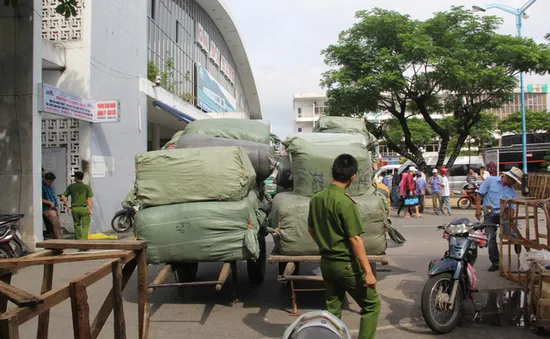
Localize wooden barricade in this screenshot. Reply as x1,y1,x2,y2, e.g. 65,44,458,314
528,173,550,200
525,262,550,328
0,240,149,339
499,198,550,285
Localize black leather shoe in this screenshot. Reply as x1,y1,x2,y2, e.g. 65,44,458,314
488,264,499,272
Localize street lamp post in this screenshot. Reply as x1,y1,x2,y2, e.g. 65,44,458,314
472,0,537,195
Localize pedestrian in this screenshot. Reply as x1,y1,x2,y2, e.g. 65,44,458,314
61,171,94,240
475,166,522,272
390,168,400,207
381,173,390,189
308,154,380,339
429,169,442,215
397,167,416,218
415,172,427,214
480,166,490,181
42,172,63,239
466,167,478,189
439,168,452,216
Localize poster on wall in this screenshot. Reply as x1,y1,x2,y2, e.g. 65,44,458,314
197,65,237,113
42,83,96,122
95,100,120,122
41,84,120,123
483,149,499,175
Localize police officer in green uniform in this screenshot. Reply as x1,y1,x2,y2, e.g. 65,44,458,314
308,154,381,339
61,171,94,240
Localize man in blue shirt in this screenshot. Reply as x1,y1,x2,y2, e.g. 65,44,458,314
415,172,427,214
476,167,522,272
42,172,62,239
429,169,442,215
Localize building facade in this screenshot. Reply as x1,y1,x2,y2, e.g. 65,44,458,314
293,93,328,133
0,0,261,248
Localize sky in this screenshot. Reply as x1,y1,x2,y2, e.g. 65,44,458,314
226,0,550,139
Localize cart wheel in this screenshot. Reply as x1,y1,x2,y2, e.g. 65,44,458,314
247,236,266,284
172,263,199,283
278,262,301,276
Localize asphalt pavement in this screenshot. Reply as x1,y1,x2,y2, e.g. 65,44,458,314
10,207,545,339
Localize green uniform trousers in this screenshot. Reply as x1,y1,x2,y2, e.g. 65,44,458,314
71,206,90,240
320,258,381,339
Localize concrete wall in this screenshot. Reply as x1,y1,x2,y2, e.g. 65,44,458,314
88,0,148,232
0,0,44,249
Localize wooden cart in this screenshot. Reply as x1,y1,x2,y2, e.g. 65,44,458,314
268,251,388,315
0,240,149,339
147,235,267,302
525,262,550,329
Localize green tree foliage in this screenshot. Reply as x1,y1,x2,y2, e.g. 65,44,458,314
384,117,438,146
5,0,78,18
440,112,499,154
147,61,159,82
321,7,550,170
499,111,550,134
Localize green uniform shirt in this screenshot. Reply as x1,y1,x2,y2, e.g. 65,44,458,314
308,183,364,261
63,182,94,207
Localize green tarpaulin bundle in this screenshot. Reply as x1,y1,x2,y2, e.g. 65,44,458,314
183,118,271,145
135,146,256,207
314,116,377,146
176,134,276,183
269,192,388,256
284,137,375,197
135,191,264,264
285,132,375,149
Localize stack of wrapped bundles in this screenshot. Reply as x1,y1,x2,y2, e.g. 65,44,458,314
163,119,276,184
133,146,268,264
269,116,389,256
133,118,277,265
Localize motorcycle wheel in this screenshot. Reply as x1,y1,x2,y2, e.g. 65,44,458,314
0,245,13,259
421,272,464,334
111,214,133,233
457,197,472,210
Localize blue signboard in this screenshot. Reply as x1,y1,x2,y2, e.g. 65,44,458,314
197,65,237,113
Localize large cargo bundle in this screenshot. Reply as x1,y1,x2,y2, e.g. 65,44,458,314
269,192,387,256
136,191,263,264
183,118,271,145
135,147,256,207
314,117,377,146
285,132,374,148
285,138,375,197
176,134,276,183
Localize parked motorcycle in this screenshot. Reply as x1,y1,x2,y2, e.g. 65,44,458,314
111,204,137,233
282,310,351,339
457,183,478,210
0,214,28,259
421,206,494,334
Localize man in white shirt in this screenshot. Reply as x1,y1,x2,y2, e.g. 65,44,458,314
438,168,452,216
480,166,490,181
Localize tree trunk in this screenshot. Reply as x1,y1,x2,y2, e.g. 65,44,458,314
436,136,449,168
365,120,427,169
445,132,468,169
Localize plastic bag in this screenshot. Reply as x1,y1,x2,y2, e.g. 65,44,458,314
526,249,550,266
519,252,531,272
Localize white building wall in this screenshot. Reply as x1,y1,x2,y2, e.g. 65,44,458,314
87,0,148,233
293,93,327,133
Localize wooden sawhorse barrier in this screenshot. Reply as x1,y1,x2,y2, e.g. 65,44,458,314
0,240,149,339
